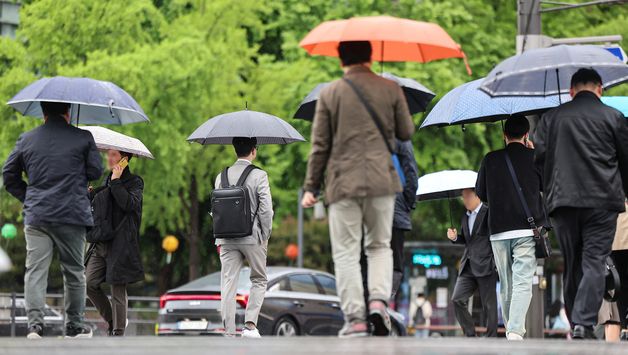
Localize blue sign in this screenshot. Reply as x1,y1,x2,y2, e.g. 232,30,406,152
604,45,627,63
412,253,442,268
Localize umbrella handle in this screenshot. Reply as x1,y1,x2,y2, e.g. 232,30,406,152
448,197,454,229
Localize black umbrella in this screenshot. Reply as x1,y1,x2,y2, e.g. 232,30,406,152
480,45,628,99
187,109,306,145
293,72,435,120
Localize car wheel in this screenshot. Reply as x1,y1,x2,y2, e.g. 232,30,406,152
274,317,299,337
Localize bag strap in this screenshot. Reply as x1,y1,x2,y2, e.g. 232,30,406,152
343,78,394,154
220,168,230,188
503,152,538,230
236,164,258,187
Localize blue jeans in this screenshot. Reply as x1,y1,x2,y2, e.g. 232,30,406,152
491,237,536,337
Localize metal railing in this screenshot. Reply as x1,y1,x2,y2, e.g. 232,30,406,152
0,292,160,337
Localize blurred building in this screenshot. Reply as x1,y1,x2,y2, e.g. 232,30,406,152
0,1,19,38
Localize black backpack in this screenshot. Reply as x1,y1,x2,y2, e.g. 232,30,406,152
86,187,118,243
211,165,259,239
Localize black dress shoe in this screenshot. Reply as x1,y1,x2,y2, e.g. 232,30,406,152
572,325,596,340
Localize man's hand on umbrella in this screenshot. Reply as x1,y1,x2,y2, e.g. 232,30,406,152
447,228,458,241
111,165,123,180
301,191,318,208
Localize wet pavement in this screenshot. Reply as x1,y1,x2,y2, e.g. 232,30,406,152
0,336,626,355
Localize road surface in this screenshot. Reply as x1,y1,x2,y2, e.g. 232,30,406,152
0,337,626,355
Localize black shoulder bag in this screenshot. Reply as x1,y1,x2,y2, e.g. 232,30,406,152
342,78,407,186
504,152,552,258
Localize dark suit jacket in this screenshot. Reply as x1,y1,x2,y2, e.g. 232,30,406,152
2,115,103,226
452,204,495,277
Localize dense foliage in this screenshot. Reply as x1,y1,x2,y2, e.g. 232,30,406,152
1,0,626,294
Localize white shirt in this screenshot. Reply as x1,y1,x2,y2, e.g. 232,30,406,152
466,203,483,235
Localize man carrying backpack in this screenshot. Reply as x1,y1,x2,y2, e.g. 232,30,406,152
213,137,273,338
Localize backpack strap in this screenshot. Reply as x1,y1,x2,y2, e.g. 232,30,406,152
236,164,259,186
220,168,230,188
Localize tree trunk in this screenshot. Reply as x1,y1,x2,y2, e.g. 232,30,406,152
188,175,200,281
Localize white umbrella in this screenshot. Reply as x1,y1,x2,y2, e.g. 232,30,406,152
81,126,154,159
416,170,478,226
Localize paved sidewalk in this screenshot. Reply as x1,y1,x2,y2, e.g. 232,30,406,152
1,337,626,355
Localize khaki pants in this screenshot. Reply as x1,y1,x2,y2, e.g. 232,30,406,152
219,241,268,335
328,195,395,323
86,242,128,333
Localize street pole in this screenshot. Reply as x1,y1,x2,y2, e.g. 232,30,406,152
518,0,545,339
297,188,304,268
516,0,542,54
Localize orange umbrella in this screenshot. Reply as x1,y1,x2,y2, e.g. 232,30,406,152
300,15,471,74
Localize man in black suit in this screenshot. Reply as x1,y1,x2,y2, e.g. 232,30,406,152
535,68,628,339
448,188,497,337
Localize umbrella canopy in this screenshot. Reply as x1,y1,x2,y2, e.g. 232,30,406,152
80,126,154,159
420,78,570,128
480,45,628,97
300,16,470,74
416,170,478,201
294,72,436,120
601,96,628,117
187,110,306,145
8,76,149,125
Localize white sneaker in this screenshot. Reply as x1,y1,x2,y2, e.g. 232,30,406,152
506,332,523,341
242,327,261,338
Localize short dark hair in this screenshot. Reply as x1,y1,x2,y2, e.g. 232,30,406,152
338,41,372,66
120,151,133,162
40,101,71,117
504,115,529,139
232,137,257,158
570,68,602,88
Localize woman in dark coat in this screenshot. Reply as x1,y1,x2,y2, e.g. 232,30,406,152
85,149,144,336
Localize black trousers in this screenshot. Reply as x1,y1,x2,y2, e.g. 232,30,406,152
551,207,618,327
611,250,628,328
85,243,128,333
451,267,498,337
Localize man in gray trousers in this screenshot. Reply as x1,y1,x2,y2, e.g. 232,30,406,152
2,102,103,339
215,137,273,338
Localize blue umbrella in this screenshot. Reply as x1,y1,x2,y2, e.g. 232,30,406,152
601,96,628,117
8,76,149,125
420,78,569,128
480,45,628,97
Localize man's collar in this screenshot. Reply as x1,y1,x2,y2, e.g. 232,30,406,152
45,115,69,125
467,202,483,216
573,90,600,101
235,158,252,165
343,65,373,76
